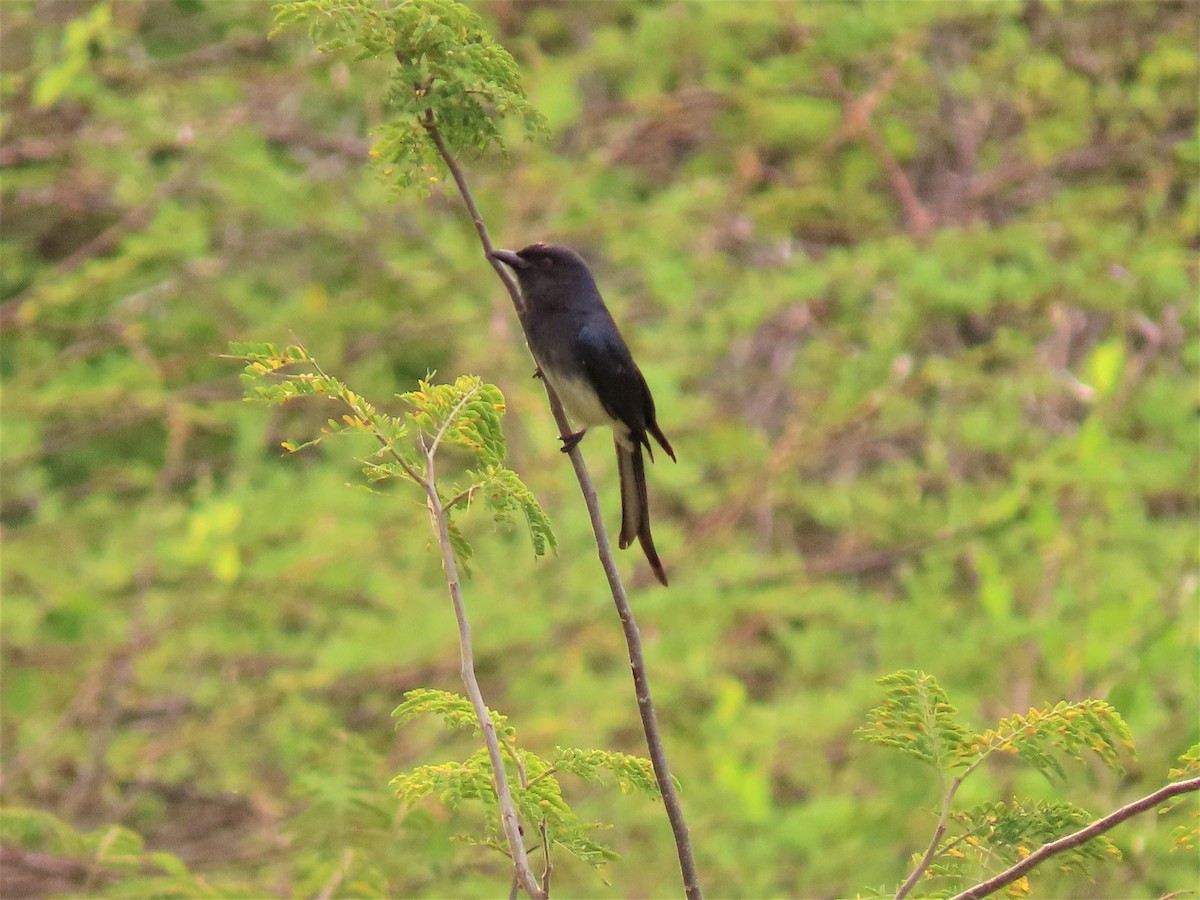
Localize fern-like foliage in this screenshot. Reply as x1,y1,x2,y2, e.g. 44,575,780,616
229,341,556,563
400,377,507,463
957,699,1134,782
393,687,514,740
855,670,970,770
392,747,499,811
940,800,1119,881
858,671,1140,898
271,0,547,192
553,747,662,798
460,465,557,557
1166,742,1200,854
286,731,397,898
506,750,622,868
391,688,661,876
1168,742,1200,779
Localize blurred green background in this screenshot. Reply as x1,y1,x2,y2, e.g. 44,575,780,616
2,0,1197,896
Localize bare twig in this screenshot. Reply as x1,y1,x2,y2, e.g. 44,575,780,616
422,112,525,311
952,777,1200,900
318,360,543,899
539,817,553,895
315,848,355,900
421,441,545,900
895,771,965,900
423,115,703,899
822,62,934,241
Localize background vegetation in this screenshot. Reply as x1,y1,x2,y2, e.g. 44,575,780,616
2,0,1196,896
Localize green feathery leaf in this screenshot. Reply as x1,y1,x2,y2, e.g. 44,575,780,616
391,748,497,810
957,699,1134,782
1168,742,1200,779
1165,743,1200,853
553,747,661,798
272,0,547,193
392,688,515,742
855,670,970,771
951,799,1120,873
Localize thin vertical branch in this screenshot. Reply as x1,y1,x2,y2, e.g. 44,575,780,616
315,848,356,900
422,444,545,900
894,771,964,900
539,818,553,895
423,117,704,900
330,375,544,900
500,726,551,894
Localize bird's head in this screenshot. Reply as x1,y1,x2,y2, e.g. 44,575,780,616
489,243,597,307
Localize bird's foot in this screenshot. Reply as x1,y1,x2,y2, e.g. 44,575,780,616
532,367,543,379
559,429,587,453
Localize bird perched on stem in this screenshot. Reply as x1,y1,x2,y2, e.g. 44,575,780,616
490,243,676,585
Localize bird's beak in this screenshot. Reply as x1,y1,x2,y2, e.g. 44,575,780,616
489,249,529,270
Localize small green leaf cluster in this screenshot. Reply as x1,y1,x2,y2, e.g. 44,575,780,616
230,341,555,563
857,670,1133,781
284,731,400,897
960,699,1135,782
939,801,1119,888
394,687,511,738
1168,742,1200,780
857,670,970,771
272,0,547,192
553,747,661,798
1166,743,1200,854
391,688,662,876
858,671,1140,896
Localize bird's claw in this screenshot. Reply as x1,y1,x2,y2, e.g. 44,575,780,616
559,429,586,453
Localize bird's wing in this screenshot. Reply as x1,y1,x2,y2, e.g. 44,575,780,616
573,321,652,437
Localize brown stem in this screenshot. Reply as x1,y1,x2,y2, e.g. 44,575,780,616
324,366,544,899
822,63,934,241
422,443,545,900
315,848,355,900
422,111,525,312
952,777,1200,900
422,114,703,899
895,772,964,900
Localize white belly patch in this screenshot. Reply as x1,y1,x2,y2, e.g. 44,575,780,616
548,372,616,429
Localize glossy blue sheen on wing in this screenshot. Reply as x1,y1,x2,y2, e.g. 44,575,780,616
571,322,648,434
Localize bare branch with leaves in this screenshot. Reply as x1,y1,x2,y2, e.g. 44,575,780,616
270,2,704,896
858,671,1196,899
232,342,550,897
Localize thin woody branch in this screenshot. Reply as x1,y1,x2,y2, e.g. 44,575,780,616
952,777,1200,900
421,444,545,900
422,114,704,900
822,62,934,240
895,771,966,900
320,359,543,899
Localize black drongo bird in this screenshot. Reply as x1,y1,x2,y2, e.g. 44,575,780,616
490,243,676,586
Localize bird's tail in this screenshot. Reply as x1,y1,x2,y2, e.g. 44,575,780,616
616,437,668,586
